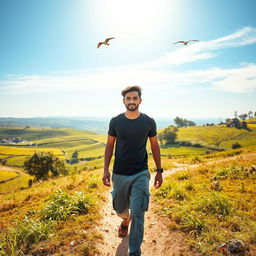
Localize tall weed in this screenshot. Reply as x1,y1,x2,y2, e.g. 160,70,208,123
196,192,231,218
40,189,94,221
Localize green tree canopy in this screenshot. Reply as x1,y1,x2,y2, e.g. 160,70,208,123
158,125,178,145
24,152,69,180
71,150,79,163
174,116,196,128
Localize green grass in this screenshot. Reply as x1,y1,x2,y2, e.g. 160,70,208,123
0,171,33,193
0,169,106,256
155,152,256,255
0,170,19,181
219,127,256,149
65,142,105,159
160,146,213,156
40,189,94,221
0,145,63,156
176,126,249,148
0,127,96,141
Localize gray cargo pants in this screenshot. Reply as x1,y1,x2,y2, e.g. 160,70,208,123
111,169,150,256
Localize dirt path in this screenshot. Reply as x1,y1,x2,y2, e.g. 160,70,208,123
95,166,193,256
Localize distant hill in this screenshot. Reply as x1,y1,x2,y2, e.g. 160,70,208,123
0,117,108,134
0,116,222,134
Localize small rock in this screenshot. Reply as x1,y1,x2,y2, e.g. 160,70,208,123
104,229,109,232
218,239,246,255
111,212,115,215
70,240,76,246
152,239,157,243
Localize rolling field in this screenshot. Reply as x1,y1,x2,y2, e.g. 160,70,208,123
176,125,256,149
0,145,63,156
160,146,213,156
0,124,256,255
0,170,19,181
0,128,106,168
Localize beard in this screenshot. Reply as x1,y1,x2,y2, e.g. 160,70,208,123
125,103,139,111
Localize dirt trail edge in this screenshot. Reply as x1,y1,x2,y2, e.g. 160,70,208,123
95,165,193,256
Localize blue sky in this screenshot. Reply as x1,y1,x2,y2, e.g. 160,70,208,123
0,0,256,119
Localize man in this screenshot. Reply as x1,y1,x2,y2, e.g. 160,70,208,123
102,85,163,256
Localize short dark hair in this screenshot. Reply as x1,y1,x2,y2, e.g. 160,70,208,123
121,85,142,98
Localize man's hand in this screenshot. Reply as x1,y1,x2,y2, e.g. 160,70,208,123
102,171,111,187
154,172,163,189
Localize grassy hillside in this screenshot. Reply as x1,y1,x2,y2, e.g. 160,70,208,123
176,125,256,150
0,170,19,181
0,128,106,168
154,150,256,255
0,169,106,255
1,123,256,255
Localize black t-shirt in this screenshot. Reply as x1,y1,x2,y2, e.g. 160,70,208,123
108,113,157,175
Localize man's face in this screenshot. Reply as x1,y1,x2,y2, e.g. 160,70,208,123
123,91,142,112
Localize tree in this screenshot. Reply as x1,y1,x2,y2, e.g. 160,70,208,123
0,158,7,166
174,116,183,128
174,116,196,128
238,114,248,120
24,152,69,180
185,120,196,127
248,111,253,119
71,151,79,164
158,126,178,145
232,142,242,149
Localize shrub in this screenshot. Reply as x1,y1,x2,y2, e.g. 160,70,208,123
185,183,194,191
196,192,231,218
155,183,172,198
216,166,247,180
0,217,53,255
180,212,207,235
232,142,242,149
40,189,93,221
191,156,202,164
0,158,7,166
177,171,190,180
171,186,187,201
13,217,53,248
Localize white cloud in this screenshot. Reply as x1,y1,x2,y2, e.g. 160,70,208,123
1,27,256,95
141,26,256,67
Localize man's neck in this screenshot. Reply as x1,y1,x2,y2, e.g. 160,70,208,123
125,110,140,119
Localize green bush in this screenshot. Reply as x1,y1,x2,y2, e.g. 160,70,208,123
40,189,93,221
216,166,247,179
180,212,207,235
155,183,172,198
232,142,242,149
196,192,231,218
0,217,53,255
171,186,187,201
191,156,202,163
177,171,190,180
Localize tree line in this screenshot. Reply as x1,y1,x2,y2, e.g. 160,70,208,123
158,116,196,145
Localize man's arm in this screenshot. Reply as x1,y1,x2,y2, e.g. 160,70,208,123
102,135,116,187
149,136,163,189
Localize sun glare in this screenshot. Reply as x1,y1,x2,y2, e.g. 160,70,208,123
96,0,172,42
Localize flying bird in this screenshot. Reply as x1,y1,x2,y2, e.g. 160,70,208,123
173,40,199,45
97,37,115,48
